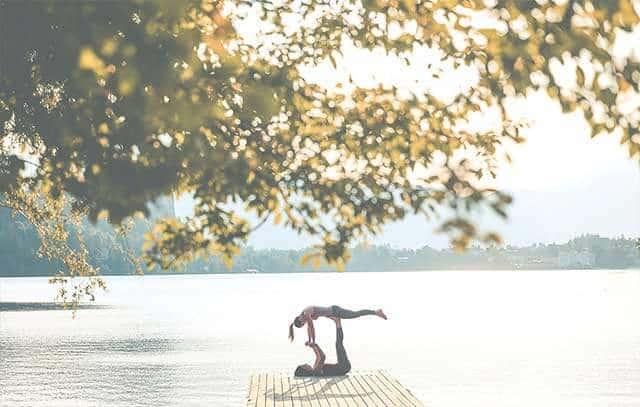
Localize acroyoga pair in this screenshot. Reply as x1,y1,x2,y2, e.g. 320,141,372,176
289,305,387,377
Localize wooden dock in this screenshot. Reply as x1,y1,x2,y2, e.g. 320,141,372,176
246,370,423,406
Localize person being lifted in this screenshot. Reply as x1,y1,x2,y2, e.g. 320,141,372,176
288,305,387,344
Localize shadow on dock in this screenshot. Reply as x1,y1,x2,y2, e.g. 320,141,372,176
267,376,374,402
248,370,424,406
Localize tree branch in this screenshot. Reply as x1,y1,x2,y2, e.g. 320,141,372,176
561,0,577,29
248,214,270,233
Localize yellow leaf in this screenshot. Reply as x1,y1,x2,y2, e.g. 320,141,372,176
100,38,118,57
41,181,52,194
222,255,233,269
300,252,319,266
117,67,139,96
619,77,631,92
78,47,105,74
122,44,137,58
400,0,416,14
576,67,585,87
180,66,194,81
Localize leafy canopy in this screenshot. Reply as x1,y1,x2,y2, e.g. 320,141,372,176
1,0,639,270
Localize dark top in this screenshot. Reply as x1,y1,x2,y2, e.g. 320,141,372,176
294,327,351,377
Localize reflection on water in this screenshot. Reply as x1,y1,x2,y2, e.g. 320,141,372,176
1,336,184,407
1,271,640,406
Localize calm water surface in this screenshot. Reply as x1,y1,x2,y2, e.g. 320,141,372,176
1,271,640,406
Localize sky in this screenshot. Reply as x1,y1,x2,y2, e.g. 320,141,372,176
175,7,640,250
175,88,640,250
235,127,640,250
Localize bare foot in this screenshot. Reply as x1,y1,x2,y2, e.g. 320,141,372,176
376,309,387,320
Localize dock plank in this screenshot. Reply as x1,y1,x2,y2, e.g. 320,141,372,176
256,373,268,407
280,374,294,407
378,371,424,407
247,374,259,407
360,373,395,406
332,376,362,407
353,373,386,407
295,378,313,407
371,371,414,407
272,373,281,407
320,377,342,407
362,372,404,407
308,376,330,407
286,375,303,407
337,376,367,407
247,371,421,407
327,377,347,406
348,375,378,407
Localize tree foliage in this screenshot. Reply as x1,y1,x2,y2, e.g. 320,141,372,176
0,184,138,312
1,0,639,272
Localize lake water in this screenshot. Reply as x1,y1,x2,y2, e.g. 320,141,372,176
1,271,640,406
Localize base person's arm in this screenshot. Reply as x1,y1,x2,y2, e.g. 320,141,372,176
305,318,316,344
309,343,326,372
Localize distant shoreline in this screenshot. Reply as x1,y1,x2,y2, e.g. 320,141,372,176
1,268,638,279
1,234,637,278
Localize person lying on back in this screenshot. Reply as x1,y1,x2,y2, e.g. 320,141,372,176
294,318,351,377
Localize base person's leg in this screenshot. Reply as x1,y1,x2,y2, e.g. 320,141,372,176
334,325,351,374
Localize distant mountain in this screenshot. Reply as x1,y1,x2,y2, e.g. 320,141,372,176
246,168,640,250
497,169,640,247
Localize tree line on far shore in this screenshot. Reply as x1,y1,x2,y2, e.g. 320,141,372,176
175,234,640,273
1,206,637,277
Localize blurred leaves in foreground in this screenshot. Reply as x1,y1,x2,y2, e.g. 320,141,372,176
1,0,639,295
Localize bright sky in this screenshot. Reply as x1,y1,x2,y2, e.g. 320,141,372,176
301,50,640,247
496,93,638,191
175,8,640,247
227,2,640,192
299,43,639,190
